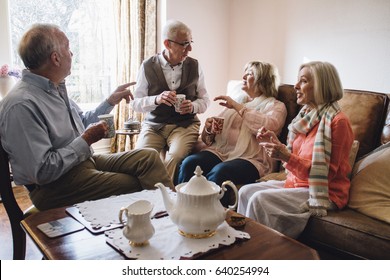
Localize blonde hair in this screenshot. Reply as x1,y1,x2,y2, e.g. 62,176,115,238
299,61,343,104
244,61,280,98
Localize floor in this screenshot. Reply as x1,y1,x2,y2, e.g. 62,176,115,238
0,186,43,260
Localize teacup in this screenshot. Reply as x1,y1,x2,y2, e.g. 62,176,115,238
98,114,115,138
174,94,186,113
211,117,224,134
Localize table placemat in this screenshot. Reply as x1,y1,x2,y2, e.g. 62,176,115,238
73,189,175,229
105,216,250,260
66,206,122,234
73,188,250,258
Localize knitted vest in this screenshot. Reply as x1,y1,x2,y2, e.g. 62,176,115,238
143,54,200,128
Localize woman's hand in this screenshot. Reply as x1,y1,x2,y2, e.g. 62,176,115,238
257,127,290,162
202,117,216,145
204,117,213,133
214,95,237,109
256,126,273,143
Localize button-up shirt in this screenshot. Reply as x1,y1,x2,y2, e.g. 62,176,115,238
131,51,209,114
0,70,114,185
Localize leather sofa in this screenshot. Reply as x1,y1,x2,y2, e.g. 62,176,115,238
195,81,390,259
268,85,390,259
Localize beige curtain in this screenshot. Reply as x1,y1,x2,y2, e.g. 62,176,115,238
111,0,157,152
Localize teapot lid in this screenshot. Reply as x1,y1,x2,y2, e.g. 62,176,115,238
179,166,219,195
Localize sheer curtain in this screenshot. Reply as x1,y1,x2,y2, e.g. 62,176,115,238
111,0,157,152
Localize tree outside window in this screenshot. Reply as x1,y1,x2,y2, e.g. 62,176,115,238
9,0,116,109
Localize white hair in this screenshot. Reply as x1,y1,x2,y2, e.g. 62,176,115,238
162,19,191,40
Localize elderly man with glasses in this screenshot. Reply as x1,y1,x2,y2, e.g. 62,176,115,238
131,19,210,183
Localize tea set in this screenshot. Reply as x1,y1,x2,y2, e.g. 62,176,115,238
118,166,238,246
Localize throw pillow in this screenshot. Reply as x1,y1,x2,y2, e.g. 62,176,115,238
227,80,247,103
348,142,390,224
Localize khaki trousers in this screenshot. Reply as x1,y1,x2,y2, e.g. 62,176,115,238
30,148,173,210
135,123,200,180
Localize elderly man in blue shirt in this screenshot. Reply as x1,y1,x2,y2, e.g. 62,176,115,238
0,23,173,210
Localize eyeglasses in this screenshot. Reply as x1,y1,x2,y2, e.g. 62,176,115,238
168,39,194,48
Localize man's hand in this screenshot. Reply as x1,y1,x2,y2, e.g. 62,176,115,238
155,90,176,106
81,121,108,146
179,99,193,114
107,82,136,105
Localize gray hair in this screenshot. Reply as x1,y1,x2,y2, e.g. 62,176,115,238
299,61,344,104
18,23,62,70
162,19,191,41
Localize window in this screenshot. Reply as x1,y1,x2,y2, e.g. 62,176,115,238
9,0,117,110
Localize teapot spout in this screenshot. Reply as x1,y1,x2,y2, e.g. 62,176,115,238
155,182,174,214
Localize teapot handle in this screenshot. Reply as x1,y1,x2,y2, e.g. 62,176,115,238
221,180,238,210
119,207,128,225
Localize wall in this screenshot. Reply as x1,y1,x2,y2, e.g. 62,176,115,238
162,0,230,124
228,0,390,92
228,0,286,81
2,0,390,111
161,0,390,123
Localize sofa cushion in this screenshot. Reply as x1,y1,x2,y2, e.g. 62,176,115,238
339,90,389,158
227,80,244,98
300,142,390,259
348,142,390,224
347,140,359,177
273,86,389,158
276,85,301,144
300,208,390,259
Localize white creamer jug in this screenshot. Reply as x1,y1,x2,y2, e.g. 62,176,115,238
119,200,155,246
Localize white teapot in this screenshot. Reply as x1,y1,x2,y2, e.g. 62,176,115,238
155,166,238,238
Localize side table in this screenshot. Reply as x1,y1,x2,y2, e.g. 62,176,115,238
115,129,140,150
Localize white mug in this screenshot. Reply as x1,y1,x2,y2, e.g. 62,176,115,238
98,114,115,138
174,94,186,113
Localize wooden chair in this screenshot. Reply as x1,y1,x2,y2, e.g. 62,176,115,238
0,140,29,259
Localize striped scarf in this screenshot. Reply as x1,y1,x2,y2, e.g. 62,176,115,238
286,102,340,216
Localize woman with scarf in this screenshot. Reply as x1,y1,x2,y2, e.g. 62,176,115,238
237,61,354,238
177,61,287,206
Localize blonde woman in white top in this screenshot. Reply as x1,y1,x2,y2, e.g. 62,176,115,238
177,61,287,206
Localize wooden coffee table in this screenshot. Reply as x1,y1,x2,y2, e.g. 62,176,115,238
21,208,319,260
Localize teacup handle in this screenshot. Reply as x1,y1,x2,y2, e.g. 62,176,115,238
221,180,238,210
119,207,128,224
